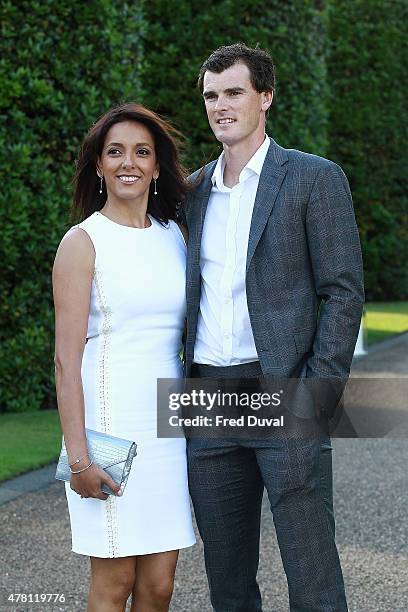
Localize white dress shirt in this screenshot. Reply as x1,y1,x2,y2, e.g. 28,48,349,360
194,136,270,366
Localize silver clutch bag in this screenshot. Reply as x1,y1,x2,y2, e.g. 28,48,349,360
55,428,137,496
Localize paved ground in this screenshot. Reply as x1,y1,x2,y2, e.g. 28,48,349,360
1,333,407,611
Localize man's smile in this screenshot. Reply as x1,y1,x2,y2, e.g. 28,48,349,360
216,118,236,125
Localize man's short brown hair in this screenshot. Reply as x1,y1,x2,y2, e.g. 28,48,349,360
197,42,276,94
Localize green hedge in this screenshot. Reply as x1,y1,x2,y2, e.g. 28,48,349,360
0,1,142,412
1,1,406,412
327,0,408,300
140,0,329,169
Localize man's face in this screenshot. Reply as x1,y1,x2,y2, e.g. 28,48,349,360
202,62,272,147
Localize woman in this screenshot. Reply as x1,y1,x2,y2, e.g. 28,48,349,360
53,103,195,612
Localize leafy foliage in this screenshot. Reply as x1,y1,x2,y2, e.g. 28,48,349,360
140,0,329,169
1,1,406,412
327,0,408,300
0,0,142,411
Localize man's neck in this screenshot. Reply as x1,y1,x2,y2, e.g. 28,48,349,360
222,132,266,188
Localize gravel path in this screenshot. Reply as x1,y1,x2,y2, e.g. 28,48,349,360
1,334,407,611
2,439,407,612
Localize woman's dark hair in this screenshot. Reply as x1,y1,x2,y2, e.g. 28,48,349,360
72,102,189,223
197,43,276,95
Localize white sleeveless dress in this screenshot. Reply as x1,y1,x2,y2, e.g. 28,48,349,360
64,211,195,558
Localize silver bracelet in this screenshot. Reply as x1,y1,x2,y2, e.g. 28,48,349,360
70,460,93,474
68,455,87,468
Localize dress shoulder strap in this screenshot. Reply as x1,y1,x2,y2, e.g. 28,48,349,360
169,219,188,248
74,212,106,266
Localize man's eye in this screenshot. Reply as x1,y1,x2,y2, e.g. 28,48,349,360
230,91,240,96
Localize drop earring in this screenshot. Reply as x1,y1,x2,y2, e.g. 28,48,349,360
99,175,104,194
154,178,158,195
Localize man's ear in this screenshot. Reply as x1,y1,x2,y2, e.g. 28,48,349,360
262,90,273,112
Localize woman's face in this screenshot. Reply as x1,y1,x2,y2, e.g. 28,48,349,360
98,120,159,205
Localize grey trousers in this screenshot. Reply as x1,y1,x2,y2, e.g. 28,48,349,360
187,361,348,612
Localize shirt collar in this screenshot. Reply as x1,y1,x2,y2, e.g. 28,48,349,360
211,135,270,189
211,153,227,190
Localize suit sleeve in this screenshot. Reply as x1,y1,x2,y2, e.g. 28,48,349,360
178,167,203,228
305,161,364,380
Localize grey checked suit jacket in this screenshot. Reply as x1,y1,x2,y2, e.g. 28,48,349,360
183,137,364,383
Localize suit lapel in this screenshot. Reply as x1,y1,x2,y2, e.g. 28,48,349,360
186,162,215,293
246,139,288,273
187,140,288,279
189,178,213,254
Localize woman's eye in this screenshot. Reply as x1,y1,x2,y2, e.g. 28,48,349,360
138,149,150,156
108,148,121,155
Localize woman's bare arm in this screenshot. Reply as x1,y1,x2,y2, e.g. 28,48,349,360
53,228,119,499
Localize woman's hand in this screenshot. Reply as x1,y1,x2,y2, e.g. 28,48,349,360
70,463,122,500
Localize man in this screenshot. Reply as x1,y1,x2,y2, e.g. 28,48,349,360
183,43,364,611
